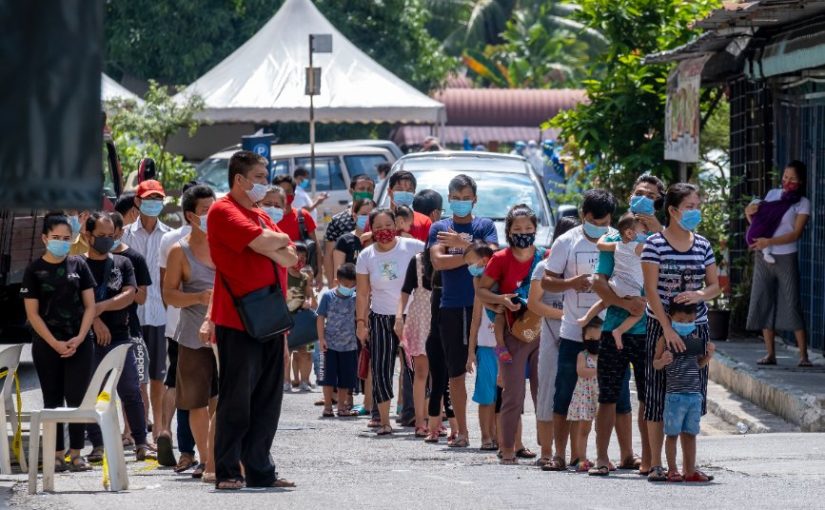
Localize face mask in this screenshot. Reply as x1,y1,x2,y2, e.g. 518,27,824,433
199,214,208,233
634,232,649,243
111,238,122,251
393,191,414,207
374,229,397,244
508,232,536,249
671,320,696,337
299,179,310,190
356,215,369,230
353,191,373,201
467,263,485,277
630,195,655,215
584,340,600,355
286,194,296,206
246,181,269,203
337,285,355,297
263,206,284,224
139,199,163,218
677,209,702,232
46,239,71,258
783,181,799,193
92,236,115,254
583,221,609,239
449,200,474,218
68,215,81,236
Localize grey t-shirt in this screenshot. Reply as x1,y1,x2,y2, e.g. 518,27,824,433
531,258,563,310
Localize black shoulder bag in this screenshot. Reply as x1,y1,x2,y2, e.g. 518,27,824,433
219,220,294,342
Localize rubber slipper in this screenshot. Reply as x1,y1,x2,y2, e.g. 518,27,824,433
618,455,642,470
156,433,177,467
516,448,537,459
798,359,813,367
588,465,609,476
542,456,566,472
648,466,667,482
756,356,777,366
192,463,206,479
321,410,335,418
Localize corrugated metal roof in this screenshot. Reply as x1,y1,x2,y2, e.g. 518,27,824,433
432,88,586,127
695,0,825,30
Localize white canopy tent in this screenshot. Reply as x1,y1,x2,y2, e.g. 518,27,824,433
175,0,445,125
101,73,142,103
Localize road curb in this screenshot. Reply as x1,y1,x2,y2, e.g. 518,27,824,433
709,352,825,431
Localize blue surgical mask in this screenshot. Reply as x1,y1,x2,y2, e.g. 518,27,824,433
467,263,485,277
356,214,368,230
299,179,310,190
449,200,473,218
337,285,355,297
46,239,71,258
630,195,655,215
111,238,122,251
139,199,163,218
68,215,81,236
583,221,608,239
393,191,414,207
634,232,649,243
671,320,696,337
678,209,702,232
199,214,208,233
246,182,269,203
263,206,284,224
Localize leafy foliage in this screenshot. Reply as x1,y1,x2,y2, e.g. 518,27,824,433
551,0,722,202
106,81,204,194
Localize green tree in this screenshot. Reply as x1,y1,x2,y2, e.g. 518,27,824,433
106,81,205,193
550,0,721,201
105,0,454,93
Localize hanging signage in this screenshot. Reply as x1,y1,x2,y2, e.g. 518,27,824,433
664,55,710,163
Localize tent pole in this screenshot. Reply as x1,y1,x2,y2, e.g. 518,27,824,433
309,34,316,198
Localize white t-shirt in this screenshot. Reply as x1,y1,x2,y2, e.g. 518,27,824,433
293,186,317,220
611,240,644,296
763,189,811,255
356,238,424,315
159,225,191,338
477,310,497,348
545,225,614,341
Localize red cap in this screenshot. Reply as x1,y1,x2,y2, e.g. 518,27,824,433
136,180,166,198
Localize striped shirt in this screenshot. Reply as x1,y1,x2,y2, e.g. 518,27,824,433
665,334,706,393
641,232,715,323
122,217,171,327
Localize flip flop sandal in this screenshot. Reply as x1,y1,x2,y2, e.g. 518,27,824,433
376,425,393,436
54,457,69,473
516,448,537,459
667,469,683,482
270,478,296,488
68,456,92,472
576,460,593,472
535,457,551,467
337,409,359,418
647,466,667,482
87,446,104,463
415,427,429,438
216,479,244,490
424,432,440,443
756,356,777,366
588,465,610,476
321,410,335,418
798,359,814,367
691,470,715,481
479,442,498,451
500,457,518,465
175,453,198,473
202,472,216,484
367,419,382,428
542,456,566,472
618,455,642,470
157,434,176,467
122,437,135,448
192,463,206,479
448,435,469,448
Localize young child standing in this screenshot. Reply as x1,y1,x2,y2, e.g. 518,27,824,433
464,241,497,450
286,242,316,392
566,316,602,472
577,212,647,349
317,263,359,418
653,302,716,483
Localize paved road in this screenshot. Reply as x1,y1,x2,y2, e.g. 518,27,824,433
6,348,825,509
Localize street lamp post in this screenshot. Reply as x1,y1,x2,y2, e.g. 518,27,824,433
306,33,332,198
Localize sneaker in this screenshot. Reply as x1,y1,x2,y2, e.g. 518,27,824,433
299,382,312,392
763,250,776,264
283,382,292,393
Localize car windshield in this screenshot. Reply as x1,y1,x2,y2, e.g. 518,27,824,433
398,169,548,224
196,158,230,193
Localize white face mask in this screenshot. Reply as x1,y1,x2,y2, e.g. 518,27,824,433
245,181,268,203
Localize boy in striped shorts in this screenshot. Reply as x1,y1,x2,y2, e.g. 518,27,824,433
652,302,716,483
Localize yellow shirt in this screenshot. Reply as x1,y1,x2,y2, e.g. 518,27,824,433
69,234,88,256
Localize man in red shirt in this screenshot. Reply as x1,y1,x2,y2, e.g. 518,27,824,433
202,151,297,490
272,174,324,290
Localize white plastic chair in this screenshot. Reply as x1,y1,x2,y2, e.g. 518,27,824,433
0,345,25,474
28,343,131,494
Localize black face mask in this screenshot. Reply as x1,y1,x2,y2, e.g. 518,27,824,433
583,339,600,355
92,235,115,254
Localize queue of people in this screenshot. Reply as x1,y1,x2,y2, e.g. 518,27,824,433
20,147,812,489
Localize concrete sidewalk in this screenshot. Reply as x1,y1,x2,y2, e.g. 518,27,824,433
711,339,825,431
